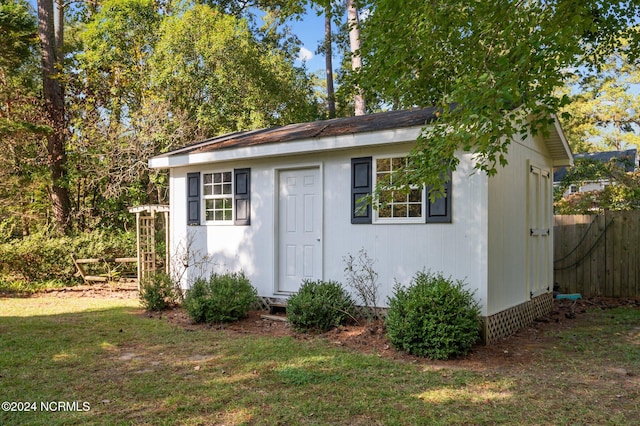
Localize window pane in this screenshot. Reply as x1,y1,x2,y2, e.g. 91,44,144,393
377,172,391,187
409,189,422,202
373,157,425,222
392,190,407,203
379,204,391,217
408,204,422,217
391,157,404,170
376,158,390,172
393,204,407,218
379,190,392,204
203,172,235,222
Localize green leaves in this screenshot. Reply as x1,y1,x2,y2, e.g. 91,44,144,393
64,1,319,232
0,0,36,73
558,36,640,153
183,272,258,324
286,280,355,332
358,0,640,190
150,4,317,136
386,271,481,360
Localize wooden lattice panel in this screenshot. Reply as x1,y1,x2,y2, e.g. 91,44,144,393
139,215,156,278
482,293,553,344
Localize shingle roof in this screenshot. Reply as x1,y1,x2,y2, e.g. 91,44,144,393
150,106,572,169
154,107,441,158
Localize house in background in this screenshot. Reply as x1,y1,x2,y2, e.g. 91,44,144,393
149,108,573,344
553,149,638,197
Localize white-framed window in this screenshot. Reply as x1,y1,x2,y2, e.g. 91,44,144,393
350,156,451,224
374,156,425,223
203,171,233,222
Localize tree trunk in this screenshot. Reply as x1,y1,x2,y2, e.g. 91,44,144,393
55,0,63,64
38,0,71,232
347,0,365,116
325,11,336,118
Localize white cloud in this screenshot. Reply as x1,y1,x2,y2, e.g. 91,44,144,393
298,46,314,62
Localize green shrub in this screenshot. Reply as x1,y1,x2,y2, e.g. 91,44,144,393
139,273,177,311
0,232,74,283
286,280,355,332
0,230,136,286
182,272,257,323
385,271,481,360
72,230,136,260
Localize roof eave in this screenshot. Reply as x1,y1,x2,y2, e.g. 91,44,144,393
549,115,574,167
149,125,425,169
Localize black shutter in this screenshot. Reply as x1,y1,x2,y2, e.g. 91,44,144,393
426,173,452,223
234,168,250,226
187,172,200,226
351,157,372,224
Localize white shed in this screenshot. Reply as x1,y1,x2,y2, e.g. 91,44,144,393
149,108,573,343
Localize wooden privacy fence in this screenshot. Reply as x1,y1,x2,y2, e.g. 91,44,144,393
554,211,640,298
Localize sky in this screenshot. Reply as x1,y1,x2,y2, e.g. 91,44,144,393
287,9,337,75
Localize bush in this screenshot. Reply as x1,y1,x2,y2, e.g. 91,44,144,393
286,280,355,332
139,273,177,311
72,229,136,260
0,229,136,285
182,272,257,323
385,271,481,360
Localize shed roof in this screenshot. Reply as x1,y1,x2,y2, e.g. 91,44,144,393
154,107,440,158
149,107,572,169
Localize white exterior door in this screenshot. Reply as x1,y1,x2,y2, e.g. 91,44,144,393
527,162,552,297
277,167,322,293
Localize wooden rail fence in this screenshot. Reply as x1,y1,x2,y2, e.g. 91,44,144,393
71,254,137,284
554,211,640,298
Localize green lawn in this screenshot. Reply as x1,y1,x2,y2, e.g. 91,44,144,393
0,296,638,425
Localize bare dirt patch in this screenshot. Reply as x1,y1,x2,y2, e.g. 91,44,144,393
19,285,639,372
31,282,139,299
148,296,640,371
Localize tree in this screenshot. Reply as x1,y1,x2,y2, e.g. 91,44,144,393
0,0,39,135
150,3,318,136
357,0,640,196
68,0,164,229
346,0,364,115
554,157,640,213
0,0,35,81
323,9,336,118
66,0,318,229
0,0,51,236
37,0,72,232
559,41,640,153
